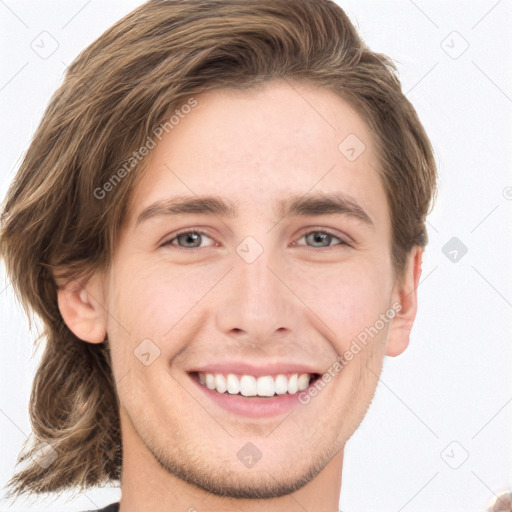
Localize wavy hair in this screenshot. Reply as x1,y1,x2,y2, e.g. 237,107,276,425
0,0,437,498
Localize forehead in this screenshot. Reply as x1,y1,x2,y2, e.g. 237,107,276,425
126,80,388,232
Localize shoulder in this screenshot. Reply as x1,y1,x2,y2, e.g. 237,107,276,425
82,503,120,512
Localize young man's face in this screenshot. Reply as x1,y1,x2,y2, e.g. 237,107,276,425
62,79,421,501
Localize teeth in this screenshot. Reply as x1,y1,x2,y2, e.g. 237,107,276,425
275,374,288,395
197,372,314,397
256,376,275,397
240,375,257,396
215,374,227,393
288,374,298,394
226,373,240,394
297,373,310,391
205,373,215,390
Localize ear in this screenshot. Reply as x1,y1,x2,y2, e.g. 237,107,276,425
56,273,107,344
385,246,423,357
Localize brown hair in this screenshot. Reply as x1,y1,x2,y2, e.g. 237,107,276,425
0,0,437,498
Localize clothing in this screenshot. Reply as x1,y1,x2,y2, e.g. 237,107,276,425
84,503,120,512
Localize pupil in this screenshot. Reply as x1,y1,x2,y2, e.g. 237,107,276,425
180,233,200,247
309,232,329,247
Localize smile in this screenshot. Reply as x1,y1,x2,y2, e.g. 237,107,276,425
195,372,321,397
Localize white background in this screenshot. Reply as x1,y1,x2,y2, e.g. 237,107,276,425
1,1,511,511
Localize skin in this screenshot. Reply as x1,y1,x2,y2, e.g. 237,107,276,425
57,79,422,512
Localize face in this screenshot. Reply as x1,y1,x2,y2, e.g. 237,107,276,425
78,80,418,499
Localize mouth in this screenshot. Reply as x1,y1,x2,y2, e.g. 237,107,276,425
186,361,326,418
190,371,322,398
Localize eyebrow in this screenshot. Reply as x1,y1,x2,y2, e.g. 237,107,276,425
135,192,375,228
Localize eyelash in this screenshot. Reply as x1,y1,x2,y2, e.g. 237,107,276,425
160,229,351,251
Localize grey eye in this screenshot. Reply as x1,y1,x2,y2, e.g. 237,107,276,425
301,231,344,248
177,232,202,248
162,231,214,249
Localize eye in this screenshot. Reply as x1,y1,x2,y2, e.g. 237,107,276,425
294,230,349,249
161,230,215,249
160,228,350,251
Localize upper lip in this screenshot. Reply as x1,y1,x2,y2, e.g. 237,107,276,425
188,361,322,377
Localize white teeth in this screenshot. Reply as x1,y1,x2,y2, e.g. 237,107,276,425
215,374,227,393
226,373,240,394
288,374,298,394
205,373,215,390
297,373,310,391
198,372,314,397
240,375,257,396
275,374,288,395
256,376,275,397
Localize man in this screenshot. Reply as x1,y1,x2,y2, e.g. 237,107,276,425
0,0,437,511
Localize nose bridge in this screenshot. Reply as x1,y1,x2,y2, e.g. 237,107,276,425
215,239,295,339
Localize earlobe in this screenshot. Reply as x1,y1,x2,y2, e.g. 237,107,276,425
385,247,423,357
56,275,107,344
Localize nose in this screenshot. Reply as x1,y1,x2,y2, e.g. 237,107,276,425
214,242,300,344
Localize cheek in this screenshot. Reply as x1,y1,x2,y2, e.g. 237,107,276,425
108,256,228,344
296,259,392,350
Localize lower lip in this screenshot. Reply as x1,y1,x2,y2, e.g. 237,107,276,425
189,373,318,418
